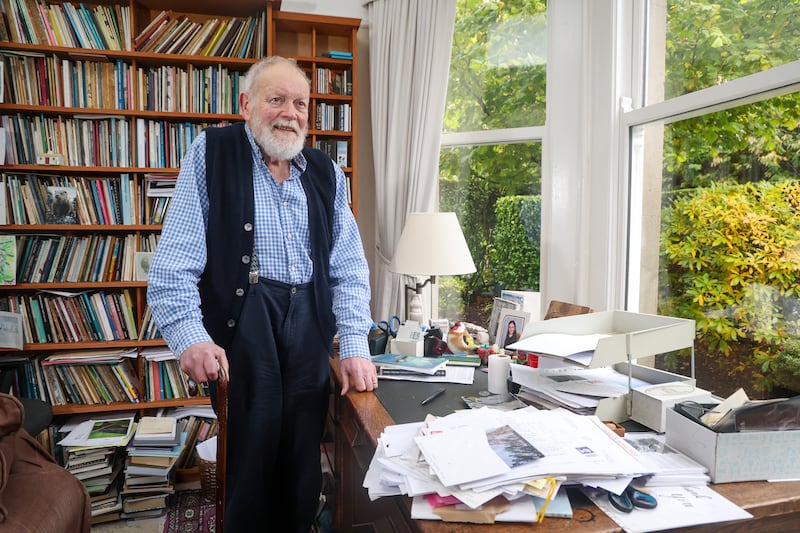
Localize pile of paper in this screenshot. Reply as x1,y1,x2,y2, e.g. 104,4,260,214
363,406,752,529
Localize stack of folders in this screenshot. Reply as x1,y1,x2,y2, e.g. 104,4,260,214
121,416,185,520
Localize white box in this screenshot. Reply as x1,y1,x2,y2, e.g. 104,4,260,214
665,407,800,483
389,338,424,357
631,374,713,432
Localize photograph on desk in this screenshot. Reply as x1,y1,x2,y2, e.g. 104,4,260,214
497,309,529,349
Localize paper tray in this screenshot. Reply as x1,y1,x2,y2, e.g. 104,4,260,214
514,310,696,369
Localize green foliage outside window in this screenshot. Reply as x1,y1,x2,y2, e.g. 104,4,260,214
660,180,800,390
488,195,541,292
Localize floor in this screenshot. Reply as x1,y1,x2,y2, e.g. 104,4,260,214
91,516,165,533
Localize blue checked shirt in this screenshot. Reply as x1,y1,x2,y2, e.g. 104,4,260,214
147,125,372,361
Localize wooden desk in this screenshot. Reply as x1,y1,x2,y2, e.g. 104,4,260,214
328,358,800,532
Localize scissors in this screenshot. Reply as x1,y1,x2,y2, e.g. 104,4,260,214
376,315,400,337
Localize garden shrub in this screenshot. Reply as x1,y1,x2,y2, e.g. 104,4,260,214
660,180,800,390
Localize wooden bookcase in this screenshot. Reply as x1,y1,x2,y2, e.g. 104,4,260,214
0,0,360,418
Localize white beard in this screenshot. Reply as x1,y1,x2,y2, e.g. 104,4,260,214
253,119,306,161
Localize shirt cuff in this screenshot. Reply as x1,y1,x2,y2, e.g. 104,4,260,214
162,322,214,359
337,333,371,360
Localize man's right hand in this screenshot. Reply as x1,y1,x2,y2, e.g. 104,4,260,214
179,341,229,384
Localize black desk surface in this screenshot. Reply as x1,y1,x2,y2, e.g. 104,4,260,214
373,368,491,424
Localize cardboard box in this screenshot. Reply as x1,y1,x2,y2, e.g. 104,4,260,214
665,407,800,483
389,337,424,357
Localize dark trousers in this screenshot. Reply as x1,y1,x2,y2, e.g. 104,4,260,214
219,278,330,532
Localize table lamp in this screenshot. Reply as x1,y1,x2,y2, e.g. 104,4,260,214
390,212,476,323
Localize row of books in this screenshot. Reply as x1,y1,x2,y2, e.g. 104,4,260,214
14,232,157,283
135,118,231,169
1,52,132,110
4,288,138,344
315,102,352,132
143,356,201,402
136,63,242,115
3,174,150,226
42,356,140,406
2,51,352,115
2,114,132,167
1,0,132,50
134,9,265,59
174,413,218,470
1,114,229,168
315,139,350,168
138,306,162,341
315,67,353,96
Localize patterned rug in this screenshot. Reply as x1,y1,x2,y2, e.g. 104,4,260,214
162,490,216,533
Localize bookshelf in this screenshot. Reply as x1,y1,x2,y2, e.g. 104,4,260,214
0,1,360,418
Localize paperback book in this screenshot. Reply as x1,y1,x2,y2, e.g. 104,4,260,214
371,353,448,375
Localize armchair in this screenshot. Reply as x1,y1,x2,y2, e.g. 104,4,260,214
0,392,90,532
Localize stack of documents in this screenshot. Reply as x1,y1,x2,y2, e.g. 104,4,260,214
363,406,752,529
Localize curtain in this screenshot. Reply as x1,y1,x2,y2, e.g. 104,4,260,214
367,0,457,321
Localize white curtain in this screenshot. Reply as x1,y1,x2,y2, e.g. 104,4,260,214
367,0,457,320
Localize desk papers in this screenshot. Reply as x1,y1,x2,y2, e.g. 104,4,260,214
363,405,753,529
584,484,752,532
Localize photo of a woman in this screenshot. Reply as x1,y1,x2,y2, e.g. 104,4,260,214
503,320,520,348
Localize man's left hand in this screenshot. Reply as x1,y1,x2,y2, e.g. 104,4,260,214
340,357,378,395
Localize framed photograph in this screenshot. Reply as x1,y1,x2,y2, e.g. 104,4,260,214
497,308,530,349
488,297,519,343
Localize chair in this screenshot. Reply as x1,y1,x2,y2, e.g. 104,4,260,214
0,392,91,532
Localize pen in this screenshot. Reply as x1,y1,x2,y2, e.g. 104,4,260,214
421,388,446,406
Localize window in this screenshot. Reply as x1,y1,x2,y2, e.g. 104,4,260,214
439,0,546,324
626,0,800,397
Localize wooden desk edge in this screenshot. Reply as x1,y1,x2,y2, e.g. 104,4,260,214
329,358,800,532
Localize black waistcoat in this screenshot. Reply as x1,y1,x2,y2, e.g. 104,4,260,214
199,123,337,353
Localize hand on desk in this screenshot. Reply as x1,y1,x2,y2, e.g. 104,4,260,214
340,356,379,395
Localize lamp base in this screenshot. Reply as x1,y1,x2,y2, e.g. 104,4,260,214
408,291,424,324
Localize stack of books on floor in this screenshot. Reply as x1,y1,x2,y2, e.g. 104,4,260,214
66,445,125,523
56,413,137,525
121,416,185,520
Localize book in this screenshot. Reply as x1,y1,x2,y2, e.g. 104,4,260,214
45,185,78,224
379,367,446,377
441,353,482,367
370,353,448,375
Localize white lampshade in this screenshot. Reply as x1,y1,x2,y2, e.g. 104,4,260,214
390,212,476,276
